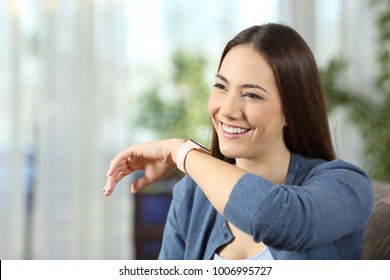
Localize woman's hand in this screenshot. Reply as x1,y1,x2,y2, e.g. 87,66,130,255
103,138,185,196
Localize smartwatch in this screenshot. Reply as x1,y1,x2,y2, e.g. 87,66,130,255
176,139,210,173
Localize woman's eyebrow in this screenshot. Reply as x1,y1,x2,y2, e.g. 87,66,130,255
242,83,268,94
215,74,229,84
215,73,268,93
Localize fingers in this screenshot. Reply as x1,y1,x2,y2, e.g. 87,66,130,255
104,148,135,196
103,167,133,196
106,146,136,176
103,175,117,196
103,143,156,196
130,176,152,194
106,158,127,177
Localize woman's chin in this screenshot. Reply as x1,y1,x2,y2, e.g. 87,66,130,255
219,148,240,160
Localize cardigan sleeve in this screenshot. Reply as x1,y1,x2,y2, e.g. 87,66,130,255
223,159,373,251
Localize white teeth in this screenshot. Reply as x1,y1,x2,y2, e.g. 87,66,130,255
222,123,249,134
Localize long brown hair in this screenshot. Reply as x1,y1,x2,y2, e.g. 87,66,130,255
210,23,336,162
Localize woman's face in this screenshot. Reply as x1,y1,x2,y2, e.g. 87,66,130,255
208,45,287,162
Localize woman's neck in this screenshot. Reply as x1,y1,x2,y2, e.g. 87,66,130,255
235,148,291,185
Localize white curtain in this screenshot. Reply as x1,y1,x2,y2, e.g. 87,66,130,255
0,0,30,260
0,0,133,259
0,0,377,260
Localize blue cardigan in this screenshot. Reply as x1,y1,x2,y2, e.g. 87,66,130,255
158,153,373,259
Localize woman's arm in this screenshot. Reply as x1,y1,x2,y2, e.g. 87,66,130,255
223,160,373,250
182,149,246,214
104,138,245,214
104,139,373,250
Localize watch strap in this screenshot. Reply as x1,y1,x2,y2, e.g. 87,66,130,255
176,139,210,173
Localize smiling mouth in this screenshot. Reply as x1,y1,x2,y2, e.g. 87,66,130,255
221,122,250,134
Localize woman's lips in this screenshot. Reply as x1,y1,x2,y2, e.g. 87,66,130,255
221,122,250,138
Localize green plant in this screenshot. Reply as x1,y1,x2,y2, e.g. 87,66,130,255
135,50,211,145
322,0,390,181
133,50,212,193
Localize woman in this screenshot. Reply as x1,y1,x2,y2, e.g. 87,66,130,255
104,23,373,260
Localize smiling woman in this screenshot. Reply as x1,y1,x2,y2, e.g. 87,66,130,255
104,23,373,260
208,46,287,172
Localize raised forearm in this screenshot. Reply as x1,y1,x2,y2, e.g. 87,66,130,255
179,148,247,214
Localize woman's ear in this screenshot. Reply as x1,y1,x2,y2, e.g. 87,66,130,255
283,115,288,127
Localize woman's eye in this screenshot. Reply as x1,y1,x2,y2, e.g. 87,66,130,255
213,83,226,90
243,93,263,100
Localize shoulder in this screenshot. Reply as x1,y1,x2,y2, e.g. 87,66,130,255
290,153,371,186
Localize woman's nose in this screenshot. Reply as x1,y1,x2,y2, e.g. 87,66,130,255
221,93,242,119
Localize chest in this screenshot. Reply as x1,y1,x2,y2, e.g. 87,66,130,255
216,222,266,259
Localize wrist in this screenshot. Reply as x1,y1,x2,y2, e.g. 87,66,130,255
171,138,186,165
176,139,210,173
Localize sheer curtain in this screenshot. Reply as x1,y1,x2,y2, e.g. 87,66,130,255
0,0,133,259
0,0,25,259
0,0,377,260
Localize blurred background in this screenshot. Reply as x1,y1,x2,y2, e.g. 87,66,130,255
1,0,389,259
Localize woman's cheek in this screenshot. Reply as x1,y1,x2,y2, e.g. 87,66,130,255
207,91,219,116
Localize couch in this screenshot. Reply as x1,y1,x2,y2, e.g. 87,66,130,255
362,181,390,259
